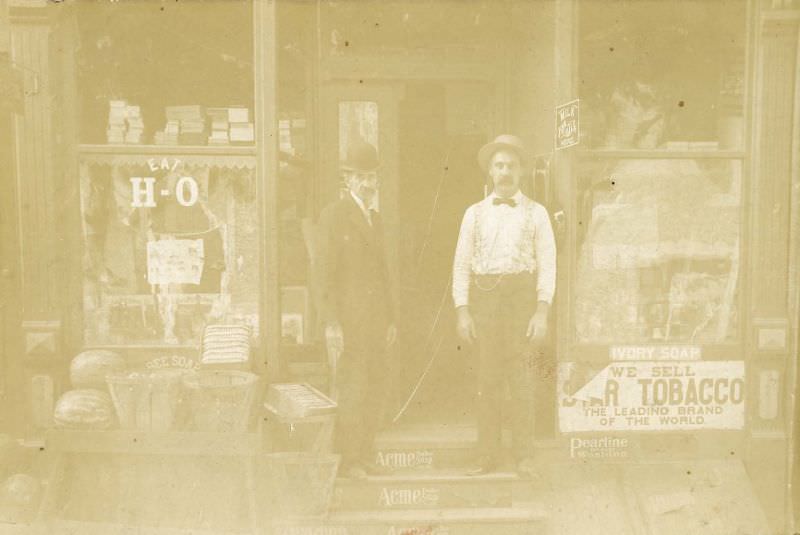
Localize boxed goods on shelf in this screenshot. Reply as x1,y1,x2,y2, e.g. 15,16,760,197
265,383,337,419
200,324,251,370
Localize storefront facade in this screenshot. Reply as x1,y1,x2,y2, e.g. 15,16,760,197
2,0,800,533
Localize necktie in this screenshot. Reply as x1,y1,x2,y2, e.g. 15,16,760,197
493,197,517,207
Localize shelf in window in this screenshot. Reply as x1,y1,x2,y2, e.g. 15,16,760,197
78,144,257,169
578,149,746,160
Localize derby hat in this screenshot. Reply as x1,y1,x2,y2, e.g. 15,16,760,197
341,140,380,172
477,134,528,173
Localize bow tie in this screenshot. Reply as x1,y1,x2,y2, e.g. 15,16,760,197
493,197,517,207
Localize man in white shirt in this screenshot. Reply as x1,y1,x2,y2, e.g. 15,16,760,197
452,134,556,477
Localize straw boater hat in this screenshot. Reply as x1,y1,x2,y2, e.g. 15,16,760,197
477,134,529,173
340,140,380,172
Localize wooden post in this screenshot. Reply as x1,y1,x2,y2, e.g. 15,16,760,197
552,0,577,365
9,3,67,439
254,0,280,380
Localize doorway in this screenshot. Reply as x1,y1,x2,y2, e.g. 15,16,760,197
389,81,490,425
316,77,559,436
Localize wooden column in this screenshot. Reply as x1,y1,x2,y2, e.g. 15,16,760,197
553,0,578,362
748,11,800,534
9,4,65,438
254,0,280,379
751,17,798,317
789,16,800,535
10,6,59,322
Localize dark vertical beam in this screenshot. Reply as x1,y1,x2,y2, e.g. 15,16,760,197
254,0,280,379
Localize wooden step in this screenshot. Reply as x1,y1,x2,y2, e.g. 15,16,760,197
369,446,474,473
374,424,477,450
371,424,475,473
273,506,549,535
331,471,518,511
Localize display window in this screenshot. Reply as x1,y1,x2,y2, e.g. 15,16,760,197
579,0,747,151
574,158,742,344
572,0,748,350
74,1,259,347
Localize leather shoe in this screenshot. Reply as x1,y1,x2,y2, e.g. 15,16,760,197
362,460,391,477
341,462,367,480
464,455,497,476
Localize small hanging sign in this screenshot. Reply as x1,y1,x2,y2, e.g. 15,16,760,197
555,98,580,150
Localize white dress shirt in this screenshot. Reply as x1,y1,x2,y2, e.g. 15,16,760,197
349,191,378,226
452,190,556,307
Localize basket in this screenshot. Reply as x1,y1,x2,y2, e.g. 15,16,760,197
106,369,188,432
181,370,258,432
265,452,340,519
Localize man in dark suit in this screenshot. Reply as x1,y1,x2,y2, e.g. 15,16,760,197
316,140,397,479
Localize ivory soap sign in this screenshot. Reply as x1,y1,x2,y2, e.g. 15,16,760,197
555,98,580,149
558,361,745,432
146,238,204,285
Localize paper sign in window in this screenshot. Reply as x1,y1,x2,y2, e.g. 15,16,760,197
146,239,204,285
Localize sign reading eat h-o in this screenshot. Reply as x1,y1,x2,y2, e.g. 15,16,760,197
129,157,199,208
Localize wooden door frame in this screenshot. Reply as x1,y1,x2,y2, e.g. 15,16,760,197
317,81,404,274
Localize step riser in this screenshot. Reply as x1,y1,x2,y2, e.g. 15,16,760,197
273,521,546,535
331,483,512,511
370,449,475,473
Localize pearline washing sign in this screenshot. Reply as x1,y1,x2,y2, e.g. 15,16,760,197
558,360,745,432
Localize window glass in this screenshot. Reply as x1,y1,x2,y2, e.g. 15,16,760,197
574,158,742,344
276,101,380,350
76,1,254,144
337,101,380,198
579,0,747,150
81,163,259,346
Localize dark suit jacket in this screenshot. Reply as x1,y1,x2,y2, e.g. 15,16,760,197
316,194,394,353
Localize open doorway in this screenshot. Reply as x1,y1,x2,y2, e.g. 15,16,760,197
389,81,489,426
387,81,558,439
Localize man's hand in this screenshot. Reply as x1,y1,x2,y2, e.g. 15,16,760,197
325,322,344,354
456,306,477,344
526,302,550,343
386,323,398,347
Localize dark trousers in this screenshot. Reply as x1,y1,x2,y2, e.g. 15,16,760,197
333,323,387,467
470,272,538,462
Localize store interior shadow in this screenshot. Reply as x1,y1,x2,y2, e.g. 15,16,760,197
386,82,556,438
